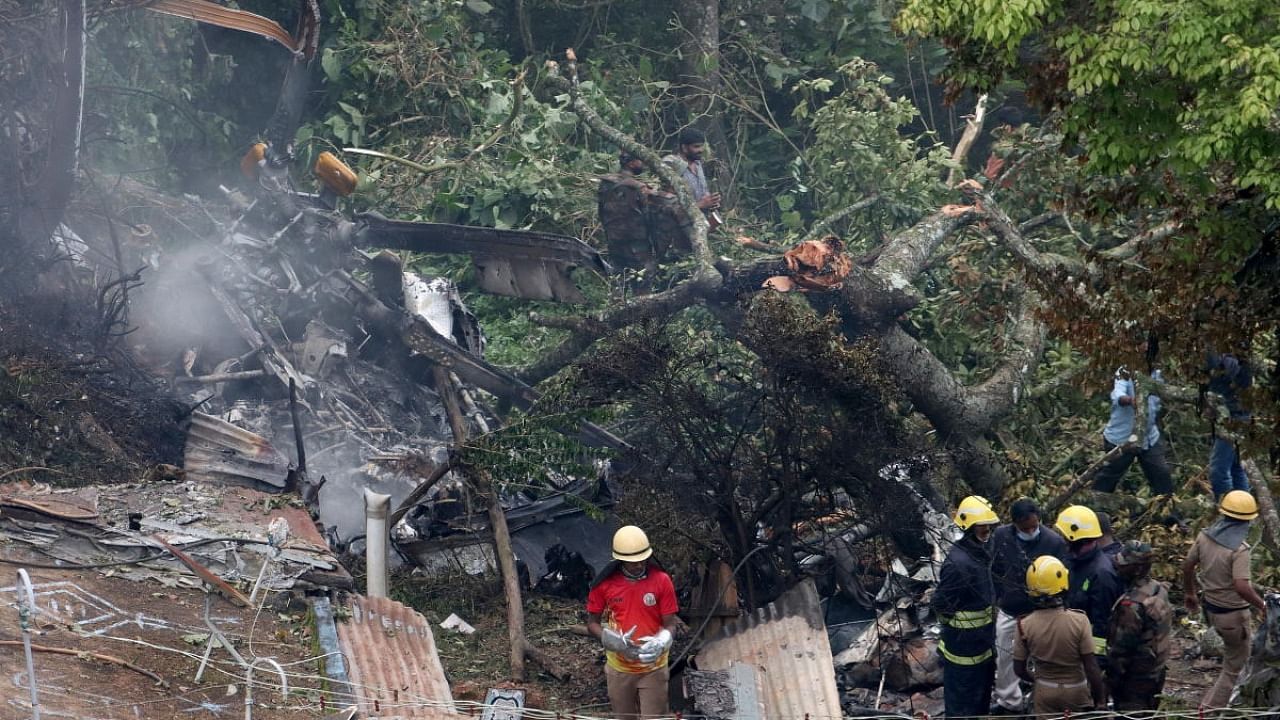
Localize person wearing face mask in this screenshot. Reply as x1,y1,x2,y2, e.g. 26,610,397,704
933,495,999,719
1056,505,1123,671
989,498,1069,714
586,526,680,719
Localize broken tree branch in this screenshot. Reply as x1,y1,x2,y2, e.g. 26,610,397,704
803,194,883,242
520,276,710,384
522,639,570,681
0,640,169,689
545,53,721,289
388,456,457,528
866,207,978,295
1045,444,1128,516
969,292,1049,429
1240,458,1279,553
947,94,989,187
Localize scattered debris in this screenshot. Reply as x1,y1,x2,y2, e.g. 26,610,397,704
441,613,477,635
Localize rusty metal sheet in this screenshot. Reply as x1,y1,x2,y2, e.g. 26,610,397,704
184,411,290,488
336,595,462,719
696,578,843,720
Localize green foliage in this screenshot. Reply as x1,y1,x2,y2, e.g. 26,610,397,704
82,11,258,190
797,59,952,245
898,0,1280,212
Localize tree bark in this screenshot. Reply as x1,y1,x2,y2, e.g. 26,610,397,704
674,0,731,191
20,0,86,249
434,365,526,681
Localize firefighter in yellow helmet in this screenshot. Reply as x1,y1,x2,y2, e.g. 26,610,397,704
585,526,679,719
1013,556,1107,714
933,496,999,719
1182,490,1266,709
1055,505,1122,668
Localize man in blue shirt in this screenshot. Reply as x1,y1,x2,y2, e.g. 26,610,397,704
1093,366,1173,496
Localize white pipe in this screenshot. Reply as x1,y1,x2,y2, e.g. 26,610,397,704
17,569,40,720
244,657,287,720
364,488,391,597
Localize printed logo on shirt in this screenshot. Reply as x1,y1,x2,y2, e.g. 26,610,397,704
643,592,657,607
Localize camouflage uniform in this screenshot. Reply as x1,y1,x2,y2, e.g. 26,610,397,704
597,171,692,273
1107,543,1173,710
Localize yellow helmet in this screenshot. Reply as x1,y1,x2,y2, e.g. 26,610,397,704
1220,490,1259,521
954,495,999,531
611,525,653,562
1026,555,1070,597
1055,505,1102,542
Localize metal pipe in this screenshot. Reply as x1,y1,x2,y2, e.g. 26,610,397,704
17,569,40,720
364,488,391,597
244,657,287,720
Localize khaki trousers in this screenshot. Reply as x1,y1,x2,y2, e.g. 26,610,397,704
606,665,669,719
1032,679,1092,716
1202,608,1251,709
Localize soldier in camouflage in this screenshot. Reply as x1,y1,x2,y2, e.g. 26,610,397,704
597,150,692,275
1107,540,1173,710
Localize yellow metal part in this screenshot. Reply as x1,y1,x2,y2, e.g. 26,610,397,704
314,151,358,196
240,142,266,180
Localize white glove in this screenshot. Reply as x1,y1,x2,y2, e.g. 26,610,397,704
601,626,638,656
635,628,673,663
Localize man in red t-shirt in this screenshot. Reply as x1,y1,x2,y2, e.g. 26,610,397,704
586,525,679,719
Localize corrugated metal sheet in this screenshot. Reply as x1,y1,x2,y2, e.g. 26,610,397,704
697,579,843,720
336,595,461,719
184,411,290,488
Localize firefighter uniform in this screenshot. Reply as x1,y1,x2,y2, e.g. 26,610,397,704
934,496,999,718
1056,505,1123,662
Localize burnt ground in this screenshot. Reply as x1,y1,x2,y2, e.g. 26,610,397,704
0,299,186,486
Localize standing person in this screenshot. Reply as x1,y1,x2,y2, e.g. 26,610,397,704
1014,555,1108,714
934,495,999,719
586,526,680,720
1183,491,1267,710
1205,352,1252,499
1055,505,1123,663
597,150,692,273
1096,511,1123,559
1095,365,1175,497
989,498,1068,714
1107,541,1173,711
662,128,721,217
